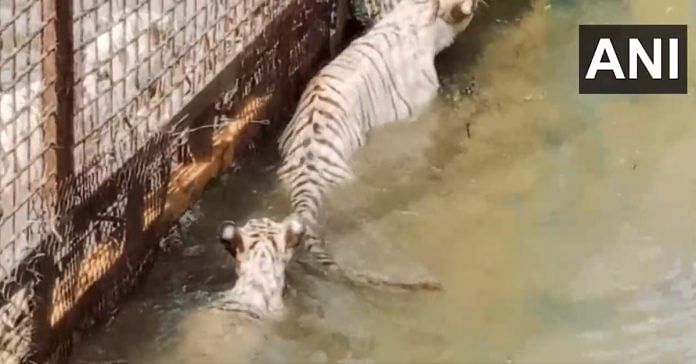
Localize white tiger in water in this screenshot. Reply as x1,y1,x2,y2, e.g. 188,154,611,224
214,217,305,317
216,0,482,292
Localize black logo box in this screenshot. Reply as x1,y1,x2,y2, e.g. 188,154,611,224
579,25,687,94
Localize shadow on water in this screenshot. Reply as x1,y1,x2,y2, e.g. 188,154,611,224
72,0,696,363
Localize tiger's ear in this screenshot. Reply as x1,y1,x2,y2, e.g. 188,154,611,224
218,221,244,258
445,0,479,24
282,215,306,249
449,1,470,22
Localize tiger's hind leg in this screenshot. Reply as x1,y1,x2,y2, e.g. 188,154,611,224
295,231,343,276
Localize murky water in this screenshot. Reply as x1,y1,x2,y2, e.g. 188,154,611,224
71,0,696,363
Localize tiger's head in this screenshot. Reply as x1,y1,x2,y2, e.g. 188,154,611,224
439,0,483,33
214,215,305,318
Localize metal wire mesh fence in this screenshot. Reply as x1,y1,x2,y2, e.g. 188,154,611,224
0,0,340,361
350,0,396,24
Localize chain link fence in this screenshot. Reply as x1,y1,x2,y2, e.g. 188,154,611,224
350,0,396,24
0,0,341,361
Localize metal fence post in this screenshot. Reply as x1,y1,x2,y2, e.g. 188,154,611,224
41,0,75,190
330,0,349,57
30,0,76,360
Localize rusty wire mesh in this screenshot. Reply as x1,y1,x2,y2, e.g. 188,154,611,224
1,0,47,283
0,0,338,361
71,0,276,174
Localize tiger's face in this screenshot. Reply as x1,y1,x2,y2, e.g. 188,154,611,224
219,215,304,272
217,216,305,315
440,0,482,33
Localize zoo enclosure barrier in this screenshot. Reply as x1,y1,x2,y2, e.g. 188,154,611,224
0,0,350,361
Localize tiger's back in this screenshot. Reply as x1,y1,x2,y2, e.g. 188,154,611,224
277,0,458,221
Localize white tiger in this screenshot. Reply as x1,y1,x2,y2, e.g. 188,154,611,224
213,217,305,318
218,0,482,290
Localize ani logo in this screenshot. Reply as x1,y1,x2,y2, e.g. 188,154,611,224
579,25,688,94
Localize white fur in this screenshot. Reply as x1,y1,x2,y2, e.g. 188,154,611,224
219,223,236,242
440,0,478,33
283,215,305,236
278,0,479,224
214,218,305,318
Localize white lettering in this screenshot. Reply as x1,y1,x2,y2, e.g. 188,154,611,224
586,38,625,79
629,38,661,79
669,38,679,79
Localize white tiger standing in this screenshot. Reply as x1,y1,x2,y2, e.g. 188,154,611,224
217,0,481,291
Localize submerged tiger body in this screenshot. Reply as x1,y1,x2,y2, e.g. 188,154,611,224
216,0,481,293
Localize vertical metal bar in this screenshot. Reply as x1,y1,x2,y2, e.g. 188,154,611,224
41,0,75,193
33,0,75,360
123,163,145,270
330,0,349,57
27,247,58,363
